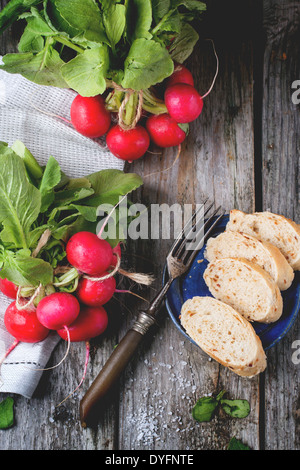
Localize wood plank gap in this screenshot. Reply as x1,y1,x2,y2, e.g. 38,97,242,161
259,372,266,450
252,1,267,449
253,0,266,212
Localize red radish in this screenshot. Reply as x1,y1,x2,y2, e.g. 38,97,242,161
166,64,194,87
57,305,108,342
36,292,80,330
164,83,203,123
106,125,150,161
76,275,116,307
66,231,113,276
4,301,49,343
0,278,18,299
70,95,111,138
111,243,122,267
146,113,187,148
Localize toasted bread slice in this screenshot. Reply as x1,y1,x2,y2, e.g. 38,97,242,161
226,210,300,270
203,257,283,323
205,231,294,290
180,296,267,377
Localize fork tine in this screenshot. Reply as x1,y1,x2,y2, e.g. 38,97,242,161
181,208,226,266
168,201,207,257
175,202,219,259
203,200,215,218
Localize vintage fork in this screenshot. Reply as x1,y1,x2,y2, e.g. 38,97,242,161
80,201,225,427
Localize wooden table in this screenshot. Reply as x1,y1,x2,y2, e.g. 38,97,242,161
0,0,299,451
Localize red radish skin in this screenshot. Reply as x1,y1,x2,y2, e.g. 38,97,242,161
76,275,116,307
66,231,113,276
164,83,203,123
166,64,194,87
70,95,111,138
111,243,122,267
36,292,80,330
4,301,49,343
146,113,187,148
0,278,18,299
57,305,108,342
106,125,150,161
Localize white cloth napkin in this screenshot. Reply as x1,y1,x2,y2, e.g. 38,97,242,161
0,62,124,398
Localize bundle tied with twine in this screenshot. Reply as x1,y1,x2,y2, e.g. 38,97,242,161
110,81,144,131
16,226,155,311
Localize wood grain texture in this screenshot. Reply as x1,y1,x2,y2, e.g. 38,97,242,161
261,0,300,450
121,0,259,450
0,0,258,451
0,0,298,451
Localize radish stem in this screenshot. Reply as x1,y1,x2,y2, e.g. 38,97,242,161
115,289,148,302
0,338,20,370
56,341,90,407
24,326,71,371
54,36,84,54
201,39,219,99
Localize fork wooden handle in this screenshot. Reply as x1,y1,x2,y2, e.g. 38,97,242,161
80,313,156,428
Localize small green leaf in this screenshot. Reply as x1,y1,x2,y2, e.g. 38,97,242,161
53,187,94,206
18,24,45,53
39,155,62,212
103,3,126,50
227,437,250,450
220,399,251,419
168,23,199,63
43,0,79,37
172,0,206,14
192,396,218,422
0,0,42,35
54,0,108,44
152,0,171,22
125,0,153,41
69,204,97,222
11,140,43,180
122,38,174,90
0,42,68,88
66,177,92,190
0,151,41,249
0,250,53,287
61,45,109,97
86,169,143,206
178,123,189,135
25,9,55,36
0,397,14,430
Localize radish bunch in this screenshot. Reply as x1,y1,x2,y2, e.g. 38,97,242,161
69,63,203,161
1,233,117,348
0,231,124,399
0,0,209,162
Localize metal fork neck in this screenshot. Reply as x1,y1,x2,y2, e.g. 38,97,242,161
146,276,174,316
131,277,174,336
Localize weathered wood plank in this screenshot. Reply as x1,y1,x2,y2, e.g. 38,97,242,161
0,0,264,451
0,0,120,450
120,0,259,450
262,0,300,450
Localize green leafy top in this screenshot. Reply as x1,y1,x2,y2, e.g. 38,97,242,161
0,397,14,430
0,141,143,289
227,437,250,450
192,390,251,423
0,0,206,95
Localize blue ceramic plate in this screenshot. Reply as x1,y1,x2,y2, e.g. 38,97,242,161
163,215,300,351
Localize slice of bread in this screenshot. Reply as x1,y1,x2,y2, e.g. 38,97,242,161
226,210,300,270
205,231,294,291
180,296,267,377
203,258,283,323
